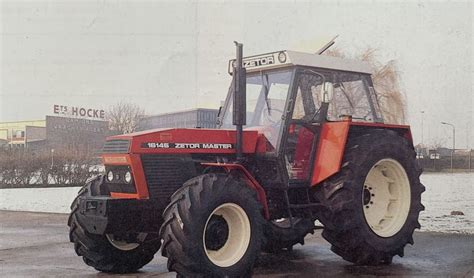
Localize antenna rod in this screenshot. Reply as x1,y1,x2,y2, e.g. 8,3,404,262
316,35,339,55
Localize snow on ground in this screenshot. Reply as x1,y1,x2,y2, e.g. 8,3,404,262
1,173,472,234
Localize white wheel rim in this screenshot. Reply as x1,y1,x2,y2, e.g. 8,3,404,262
363,159,411,237
203,203,251,267
106,233,146,251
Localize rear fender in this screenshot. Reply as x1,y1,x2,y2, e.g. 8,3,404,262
349,122,413,144
311,122,413,186
311,122,351,186
201,162,270,219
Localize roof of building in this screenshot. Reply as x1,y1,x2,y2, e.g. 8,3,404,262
144,108,218,119
0,119,46,126
228,50,372,75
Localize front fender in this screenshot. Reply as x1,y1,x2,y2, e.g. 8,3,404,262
201,162,270,219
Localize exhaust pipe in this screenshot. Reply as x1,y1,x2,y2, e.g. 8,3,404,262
232,41,246,161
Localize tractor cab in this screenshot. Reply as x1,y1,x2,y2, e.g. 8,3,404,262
218,50,383,183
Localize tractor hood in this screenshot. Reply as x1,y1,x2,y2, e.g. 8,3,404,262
104,128,267,154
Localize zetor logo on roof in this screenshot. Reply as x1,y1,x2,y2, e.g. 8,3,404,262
243,55,275,68
228,51,288,74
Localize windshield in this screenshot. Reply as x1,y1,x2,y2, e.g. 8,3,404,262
219,69,293,149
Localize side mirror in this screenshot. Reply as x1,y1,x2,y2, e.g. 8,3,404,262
216,106,223,125
320,82,334,103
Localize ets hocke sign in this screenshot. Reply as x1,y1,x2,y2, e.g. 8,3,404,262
53,104,105,119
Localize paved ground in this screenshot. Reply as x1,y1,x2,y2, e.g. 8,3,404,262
0,210,473,277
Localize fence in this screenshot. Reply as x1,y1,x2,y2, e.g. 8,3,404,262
417,149,473,172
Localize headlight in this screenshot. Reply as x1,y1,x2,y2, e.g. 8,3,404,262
124,171,132,183
107,170,114,182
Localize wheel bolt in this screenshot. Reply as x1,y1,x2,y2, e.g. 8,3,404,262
365,206,369,209
371,194,375,197
370,201,373,204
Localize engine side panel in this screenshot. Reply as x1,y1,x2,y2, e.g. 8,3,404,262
107,128,262,154
141,154,197,203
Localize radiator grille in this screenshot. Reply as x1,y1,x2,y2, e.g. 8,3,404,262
141,154,196,203
102,140,130,153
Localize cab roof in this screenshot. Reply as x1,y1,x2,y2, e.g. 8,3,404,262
228,50,372,75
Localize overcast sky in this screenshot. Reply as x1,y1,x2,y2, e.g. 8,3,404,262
1,0,472,148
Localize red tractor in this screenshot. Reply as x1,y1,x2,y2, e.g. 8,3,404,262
68,42,424,277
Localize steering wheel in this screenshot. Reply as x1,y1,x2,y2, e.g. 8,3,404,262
262,107,284,125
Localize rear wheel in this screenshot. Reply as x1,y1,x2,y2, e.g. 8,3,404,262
160,173,265,277
68,176,161,273
363,159,412,237
315,130,425,265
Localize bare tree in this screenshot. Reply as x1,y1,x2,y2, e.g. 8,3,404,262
107,102,146,134
429,137,447,150
326,48,407,124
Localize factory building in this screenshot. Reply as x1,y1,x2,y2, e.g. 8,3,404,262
0,120,47,148
138,108,219,130
1,108,219,151
0,116,108,151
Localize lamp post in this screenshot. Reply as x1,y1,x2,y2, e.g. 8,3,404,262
441,122,455,173
51,149,55,169
420,111,425,146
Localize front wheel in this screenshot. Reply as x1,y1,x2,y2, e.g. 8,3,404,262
315,130,425,265
160,173,265,277
68,176,161,273
263,218,314,253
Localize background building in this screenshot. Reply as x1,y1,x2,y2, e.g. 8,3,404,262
0,108,218,151
45,116,108,151
139,108,218,130
0,116,108,151
0,120,46,148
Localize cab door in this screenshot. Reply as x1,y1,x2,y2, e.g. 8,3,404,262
283,70,326,182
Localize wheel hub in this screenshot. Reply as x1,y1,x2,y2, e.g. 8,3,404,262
203,203,251,267
363,186,375,208
363,188,372,206
205,215,229,251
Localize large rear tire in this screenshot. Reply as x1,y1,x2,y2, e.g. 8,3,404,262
315,129,425,265
68,176,161,273
160,173,265,277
